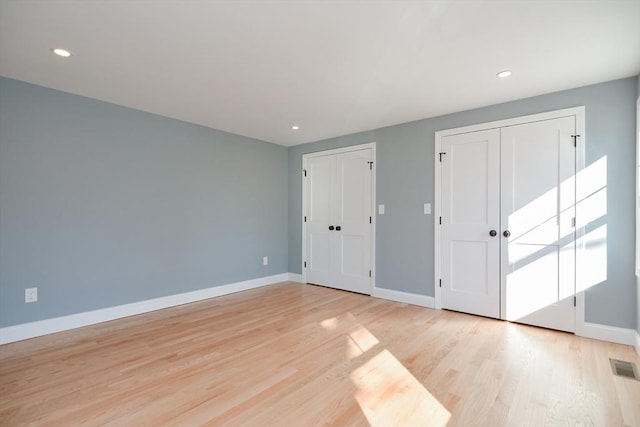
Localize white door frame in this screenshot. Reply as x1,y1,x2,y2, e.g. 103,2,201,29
302,142,377,290
434,107,586,328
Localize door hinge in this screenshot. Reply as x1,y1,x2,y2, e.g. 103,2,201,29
439,152,446,162
368,161,374,170
573,295,576,307
369,216,372,224
303,169,307,177
369,270,372,278
571,217,576,228
439,216,442,225
439,279,442,288
304,261,307,268
571,134,580,147
304,216,307,222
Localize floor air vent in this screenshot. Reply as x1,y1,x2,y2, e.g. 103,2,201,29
609,358,639,380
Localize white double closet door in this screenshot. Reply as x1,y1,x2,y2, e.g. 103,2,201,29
303,146,374,294
440,115,577,332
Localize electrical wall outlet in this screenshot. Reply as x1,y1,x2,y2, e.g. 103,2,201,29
25,287,38,303
263,256,269,266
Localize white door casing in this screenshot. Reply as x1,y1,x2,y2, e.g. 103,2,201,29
435,107,585,333
303,144,375,294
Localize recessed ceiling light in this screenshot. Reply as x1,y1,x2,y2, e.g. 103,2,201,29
496,70,512,78
51,48,72,58
291,125,300,130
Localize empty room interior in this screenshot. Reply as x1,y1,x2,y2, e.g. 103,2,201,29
1,1,640,426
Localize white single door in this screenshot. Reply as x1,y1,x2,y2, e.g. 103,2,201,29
501,116,576,332
441,129,501,318
305,154,335,287
305,148,373,294
333,149,373,293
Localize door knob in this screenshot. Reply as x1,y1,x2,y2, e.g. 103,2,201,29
329,225,334,230
489,230,497,237
335,226,341,231
503,230,511,237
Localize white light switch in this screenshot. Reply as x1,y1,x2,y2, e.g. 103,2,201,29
424,203,431,214
378,204,385,215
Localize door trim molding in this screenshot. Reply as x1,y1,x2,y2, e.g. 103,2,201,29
301,142,376,291
434,107,586,138
434,107,586,327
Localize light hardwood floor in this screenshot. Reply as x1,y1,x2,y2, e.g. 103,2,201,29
1,282,639,426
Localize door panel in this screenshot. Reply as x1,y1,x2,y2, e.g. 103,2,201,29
441,129,501,318
308,156,333,223
340,235,365,276
306,155,334,286
501,116,576,332
339,153,369,223
335,149,372,293
309,234,331,277
450,240,489,294
450,137,493,225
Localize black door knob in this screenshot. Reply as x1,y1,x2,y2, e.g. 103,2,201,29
335,226,341,231
503,230,511,237
329,225,334,230
489,230,497,237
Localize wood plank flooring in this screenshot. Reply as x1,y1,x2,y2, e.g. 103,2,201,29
1,282,639,426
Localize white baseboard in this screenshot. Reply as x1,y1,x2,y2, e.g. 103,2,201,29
576,321,636,346
373,287,435,308
0,273,289,345
287,273,304,283
635,331,640,357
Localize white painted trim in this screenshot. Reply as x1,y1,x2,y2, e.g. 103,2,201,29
575,281,634,348
434,107,586,330
575,291,586,335
288,273,304,283
435,106,586,137
303,142,377,159
635,96,639,277
433,133,442,309
301,142,376,293
373,287,435,308
576,321,636,346
370,144,377,291
0,273,289,345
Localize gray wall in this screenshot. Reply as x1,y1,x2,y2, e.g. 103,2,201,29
289,77,638,329
637,74,640,337
2,75,637,331
0,77,288,327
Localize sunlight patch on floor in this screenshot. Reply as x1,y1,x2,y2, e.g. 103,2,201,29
347,324,379,357
320,317,338,331
350,349,451,427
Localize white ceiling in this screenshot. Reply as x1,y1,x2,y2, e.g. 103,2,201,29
1,1,639,146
